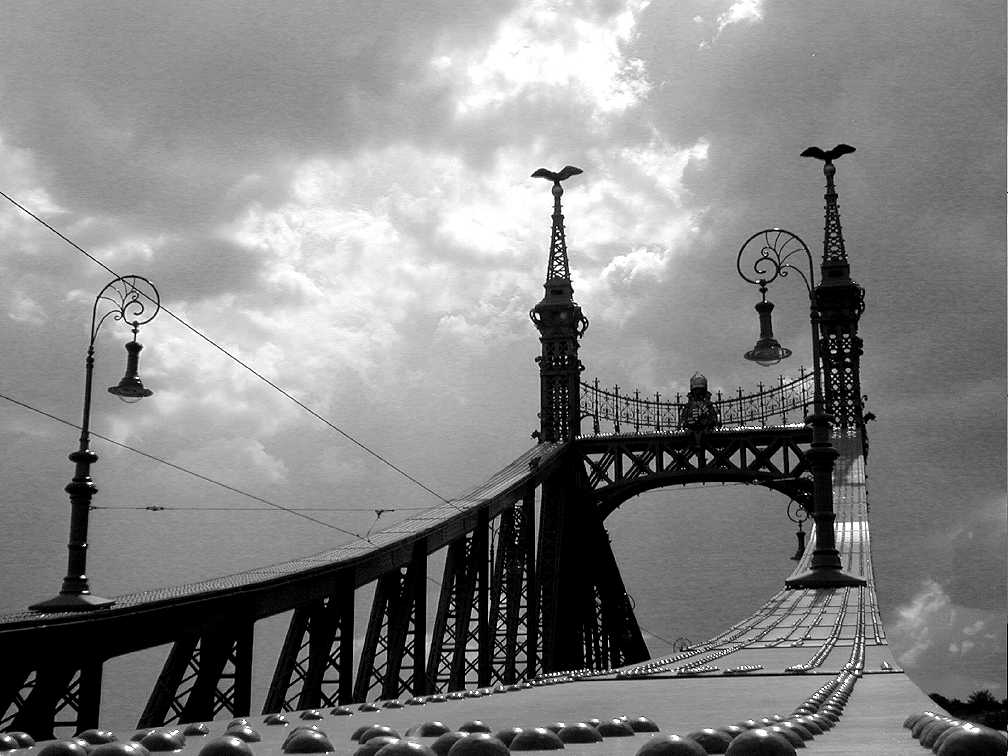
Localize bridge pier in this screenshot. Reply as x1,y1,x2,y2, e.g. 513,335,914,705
263,578,356,713
538,457,649,672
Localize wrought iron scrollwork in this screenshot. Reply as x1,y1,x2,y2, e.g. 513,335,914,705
580,370,813,436
736,228,815,296
90,275,161,344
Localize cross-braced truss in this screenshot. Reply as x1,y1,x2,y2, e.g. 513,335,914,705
138,623,252,727
355,542,427,702
2,662,101,739
427,522,488,692
487,488,538,684
263,582,354,713
576,427,814,518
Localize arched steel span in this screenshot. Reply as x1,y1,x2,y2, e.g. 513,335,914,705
573,425,814,519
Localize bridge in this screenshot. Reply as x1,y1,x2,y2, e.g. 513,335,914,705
0,154,1001,755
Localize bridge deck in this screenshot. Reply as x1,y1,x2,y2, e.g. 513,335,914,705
2,673,935,754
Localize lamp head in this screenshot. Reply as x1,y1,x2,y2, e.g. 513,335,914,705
744,299,792,367
108,338,153,401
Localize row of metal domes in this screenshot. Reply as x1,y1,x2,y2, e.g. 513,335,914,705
902,711,1007,755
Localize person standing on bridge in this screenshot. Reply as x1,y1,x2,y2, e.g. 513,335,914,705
678,373,720,447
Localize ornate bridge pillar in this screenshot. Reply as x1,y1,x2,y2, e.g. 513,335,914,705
812,161,867,441
529,168,588,443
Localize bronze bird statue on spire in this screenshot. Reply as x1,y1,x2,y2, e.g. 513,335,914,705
531,165,583,184
800,144,856,164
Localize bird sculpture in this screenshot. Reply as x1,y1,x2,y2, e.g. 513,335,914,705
531,165,583,183
800,144,856,164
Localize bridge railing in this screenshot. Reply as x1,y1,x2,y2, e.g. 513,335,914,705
579,368,813,435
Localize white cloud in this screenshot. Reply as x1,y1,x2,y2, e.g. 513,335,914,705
889,579,1005,676
715,0,763,33
889,579,953,666
8,291,46,323
446,0,652,117
699,0,764,48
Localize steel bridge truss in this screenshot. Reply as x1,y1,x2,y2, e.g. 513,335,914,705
576,426,814,518
139,622,254,727
0,427,815,735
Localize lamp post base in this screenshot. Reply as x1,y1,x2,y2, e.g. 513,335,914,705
29,592,115,612
785,568,866,590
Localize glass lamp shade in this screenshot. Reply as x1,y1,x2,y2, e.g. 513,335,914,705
744,338,792,367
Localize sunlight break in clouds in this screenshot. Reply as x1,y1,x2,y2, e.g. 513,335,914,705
890,578,954,667
699,0,764,48
450,0,652,116
715,0,763,33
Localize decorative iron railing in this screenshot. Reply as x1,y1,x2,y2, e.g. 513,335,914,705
580,368,814,435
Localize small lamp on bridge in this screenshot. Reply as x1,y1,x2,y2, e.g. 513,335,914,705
107,328,154,403
744,285,792,367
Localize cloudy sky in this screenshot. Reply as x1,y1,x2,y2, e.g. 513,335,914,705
0,0,1004,701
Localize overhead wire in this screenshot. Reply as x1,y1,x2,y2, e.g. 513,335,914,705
0,390,382,541
0,189,454,510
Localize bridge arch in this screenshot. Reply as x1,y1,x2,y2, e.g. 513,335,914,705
574,426,814,519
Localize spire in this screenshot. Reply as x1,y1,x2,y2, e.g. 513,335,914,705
546,182,571,282
800,144,854,284
531,165,582,286
822,162,848,266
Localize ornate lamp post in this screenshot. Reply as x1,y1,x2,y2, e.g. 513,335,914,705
736,229,864,588
31,275,161,612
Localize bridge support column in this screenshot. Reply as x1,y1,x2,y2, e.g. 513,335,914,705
9,659,99,740
140,610,253,727
264,575,356,713
539,459,648,672
488,484,538,684
355,540,428,702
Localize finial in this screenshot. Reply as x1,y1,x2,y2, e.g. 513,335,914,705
531,165,583,284
801,144,854,275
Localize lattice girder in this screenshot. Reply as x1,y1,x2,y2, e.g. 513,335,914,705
427,514,491,692
354,541,428,702
3,660,101,741
487,486,538,684
575,427,814,519
140,622,253,727
262,579,355,714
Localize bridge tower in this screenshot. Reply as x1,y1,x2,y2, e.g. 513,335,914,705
813,160,867,440
528,167,649,673
529,167,589,443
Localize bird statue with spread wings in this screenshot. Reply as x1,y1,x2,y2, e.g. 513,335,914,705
800,144,856,164
531,165,583,184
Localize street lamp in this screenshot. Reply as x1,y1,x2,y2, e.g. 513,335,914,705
30,275,161,612
736,229,865,589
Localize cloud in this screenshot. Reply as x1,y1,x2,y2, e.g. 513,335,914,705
889,579,954,667
448,0,652,117
698,0,764,48
888,579,1007,697
715,0,763,33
